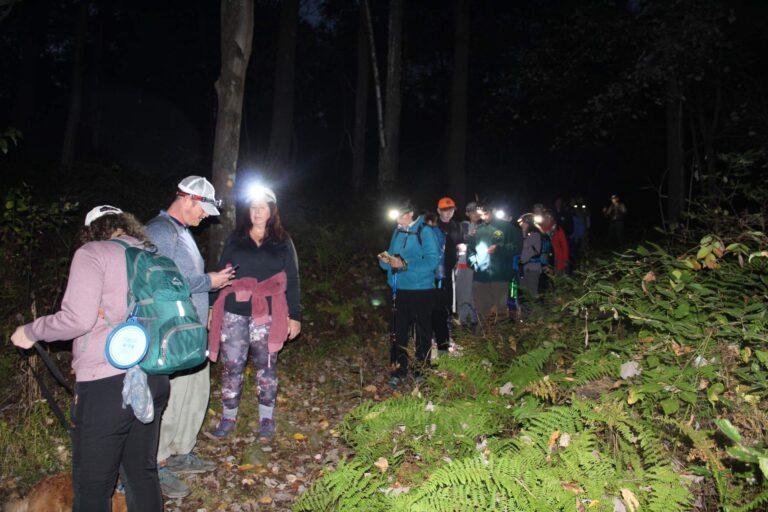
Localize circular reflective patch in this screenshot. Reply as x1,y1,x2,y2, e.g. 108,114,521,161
105,320,149,369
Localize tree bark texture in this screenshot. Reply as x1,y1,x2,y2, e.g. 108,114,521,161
352,2,370,192
209,0,254,261
666,83,685,224
444,0,470,203
60,0,89,170
377,0,404,192
266,0,298,179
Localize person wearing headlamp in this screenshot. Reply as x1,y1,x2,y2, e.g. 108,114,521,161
378,202,440,388
208,184,301,443
467,203,521,322
145,176,233,498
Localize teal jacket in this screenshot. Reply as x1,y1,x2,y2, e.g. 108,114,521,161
467,218,521,282
379,216,439,290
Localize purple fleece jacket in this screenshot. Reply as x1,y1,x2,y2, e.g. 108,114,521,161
23,236,142,382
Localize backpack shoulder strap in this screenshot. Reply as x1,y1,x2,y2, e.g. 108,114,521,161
110,239,131,250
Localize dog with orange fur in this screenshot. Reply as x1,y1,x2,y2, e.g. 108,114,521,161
3,473,127,512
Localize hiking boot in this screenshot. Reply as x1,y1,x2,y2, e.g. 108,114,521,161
212,417,237,438
165,453,216,474
258,418,276,442
158,467,191,499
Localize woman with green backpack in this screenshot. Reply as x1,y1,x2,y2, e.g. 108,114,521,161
10,205,169,512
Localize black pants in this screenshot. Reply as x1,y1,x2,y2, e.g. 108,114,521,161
391,289,434,378
72,372,169,512
431,275,453,351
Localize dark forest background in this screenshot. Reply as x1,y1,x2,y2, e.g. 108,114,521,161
1,0,767,238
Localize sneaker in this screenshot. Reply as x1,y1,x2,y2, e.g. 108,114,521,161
212,417,237,438
165,453,216,474
158,467,191,499
388,375,402,389
258,418,276,442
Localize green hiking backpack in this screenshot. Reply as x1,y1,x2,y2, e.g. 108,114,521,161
111,239,208,375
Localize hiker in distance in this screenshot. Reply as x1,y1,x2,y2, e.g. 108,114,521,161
378,202,440,388
11,206,169,512
145,176,235,498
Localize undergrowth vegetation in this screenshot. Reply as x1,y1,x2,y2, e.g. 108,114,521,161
294,160,768,511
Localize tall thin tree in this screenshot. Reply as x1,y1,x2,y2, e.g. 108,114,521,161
266,0,298,179
377,0,404,192
60,0,90,170
209,0,254,260
444,0,470,203
666,79,685,224
351,1,371,192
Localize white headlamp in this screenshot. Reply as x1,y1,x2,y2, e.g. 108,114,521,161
247,184,277,204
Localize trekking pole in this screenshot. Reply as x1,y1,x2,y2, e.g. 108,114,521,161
16,344,73,431
390,273,398,343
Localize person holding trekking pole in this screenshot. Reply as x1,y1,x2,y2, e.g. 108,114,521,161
10,205,169,512
379,202,439,388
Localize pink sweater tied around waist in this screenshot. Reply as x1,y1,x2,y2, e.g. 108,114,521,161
208,272,288,362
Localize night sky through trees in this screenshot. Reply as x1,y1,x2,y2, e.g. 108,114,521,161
1,0,767,232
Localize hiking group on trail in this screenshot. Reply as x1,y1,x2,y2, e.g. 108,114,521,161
10,176,301,510
8,173,623,510
377,194,623,388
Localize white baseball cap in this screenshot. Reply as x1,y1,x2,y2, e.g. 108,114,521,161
177,176,221,216
84,205,123,226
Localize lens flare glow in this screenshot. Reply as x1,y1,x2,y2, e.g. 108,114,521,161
387,209,400,220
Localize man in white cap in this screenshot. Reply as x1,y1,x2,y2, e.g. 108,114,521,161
145,175,235,498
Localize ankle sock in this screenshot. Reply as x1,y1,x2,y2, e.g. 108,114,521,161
259,405,274,420
222,406,238,420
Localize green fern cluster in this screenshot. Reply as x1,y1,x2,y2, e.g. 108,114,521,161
338,396,503,464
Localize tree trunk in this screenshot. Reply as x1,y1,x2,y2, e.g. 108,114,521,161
88,0,106,152
209,0,254,261
364,0,386,152
10,0,44,142
444,0,469,203
666,81,685,225
60,0,89,170
377,0,404,192
266,0,298,179
351,2,370,192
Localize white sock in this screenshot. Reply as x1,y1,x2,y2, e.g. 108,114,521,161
259,405,274,420
223,406,238,420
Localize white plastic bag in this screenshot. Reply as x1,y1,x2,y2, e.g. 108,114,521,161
122,366,154,423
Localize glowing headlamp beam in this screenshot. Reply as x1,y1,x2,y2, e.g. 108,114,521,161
247,184,276,204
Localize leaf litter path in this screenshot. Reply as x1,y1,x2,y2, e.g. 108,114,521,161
166,332,398,511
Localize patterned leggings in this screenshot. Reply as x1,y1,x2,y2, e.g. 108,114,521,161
219,312,278,410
